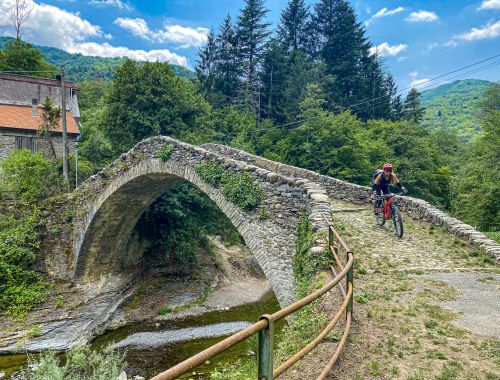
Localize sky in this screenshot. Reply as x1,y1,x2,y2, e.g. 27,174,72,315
0,0,498,90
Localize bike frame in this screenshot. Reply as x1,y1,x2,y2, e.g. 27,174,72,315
383,196,394,219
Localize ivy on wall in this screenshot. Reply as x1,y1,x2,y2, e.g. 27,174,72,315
196,162,263,211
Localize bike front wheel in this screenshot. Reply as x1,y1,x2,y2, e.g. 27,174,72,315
374,205,385,226
392,206,403,238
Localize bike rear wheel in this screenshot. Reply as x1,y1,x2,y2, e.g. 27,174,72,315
392,206,403,238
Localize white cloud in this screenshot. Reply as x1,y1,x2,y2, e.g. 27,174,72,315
423,42,438,53
405,10,439,23
114,17,150,39
369,42,407,57
478,0,500,10
456,20,500,40
0,0,189,66
72,42,188,66
409,71,430,88
88,0,132,11
114,17,209,48
397,56,407,62
365,6,404,26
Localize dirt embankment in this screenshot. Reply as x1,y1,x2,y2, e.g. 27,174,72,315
109,236,272,327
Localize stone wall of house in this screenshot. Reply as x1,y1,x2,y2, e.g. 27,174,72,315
0,129,76,162
69,136,333,306
202,144,500,260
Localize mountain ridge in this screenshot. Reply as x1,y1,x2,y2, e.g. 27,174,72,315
0,37,196,82
420,79,492,139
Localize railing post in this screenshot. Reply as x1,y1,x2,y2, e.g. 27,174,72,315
258,314,274,380
346,251,354,317
328,224,335,251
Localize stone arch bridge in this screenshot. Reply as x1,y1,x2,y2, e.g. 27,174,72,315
4,136,498,353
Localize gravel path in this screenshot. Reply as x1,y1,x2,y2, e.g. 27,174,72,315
423,272,500,339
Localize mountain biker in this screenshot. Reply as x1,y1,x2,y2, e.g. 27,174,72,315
372,163,407,212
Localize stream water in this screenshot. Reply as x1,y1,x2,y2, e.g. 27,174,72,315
0,289,283,379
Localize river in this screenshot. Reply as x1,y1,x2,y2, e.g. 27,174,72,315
0,289,283,379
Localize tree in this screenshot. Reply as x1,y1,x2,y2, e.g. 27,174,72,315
236,0,271,112
38,97,62,159
213,15,241,107
9,0,33,39
277,0,310,53
403,87,425,123
195,29,217,103
103,59,212,155
452,84,500,231
0,38,56,77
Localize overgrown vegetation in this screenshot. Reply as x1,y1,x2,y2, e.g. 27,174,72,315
17,345,125,380
196,163,263,211
156,144,175,161
221,172,263,211
196,162,224,186
136,182,243,273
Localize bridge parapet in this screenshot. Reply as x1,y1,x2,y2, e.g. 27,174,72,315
202,144,500,261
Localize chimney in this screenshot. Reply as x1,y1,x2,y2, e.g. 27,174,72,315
31,99,38,118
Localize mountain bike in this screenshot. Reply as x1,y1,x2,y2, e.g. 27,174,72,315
373,193,404,238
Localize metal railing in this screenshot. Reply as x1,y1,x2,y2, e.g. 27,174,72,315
150,216,354,380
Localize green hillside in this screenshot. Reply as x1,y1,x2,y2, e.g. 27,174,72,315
0,37,195,82
420,79,492,140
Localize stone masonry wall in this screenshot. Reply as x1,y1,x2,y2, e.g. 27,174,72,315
202,144,500,261
71,136,332,306
0,129,77,162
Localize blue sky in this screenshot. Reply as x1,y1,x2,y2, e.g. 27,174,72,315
0,0,498,90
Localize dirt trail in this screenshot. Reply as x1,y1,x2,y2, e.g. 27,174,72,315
282,199,499,380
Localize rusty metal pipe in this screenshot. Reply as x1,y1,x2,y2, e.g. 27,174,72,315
149,319,268,380
315,311,352,380
330,265,346,296
330,244,344,270
274,283,353,378
271,252,353,322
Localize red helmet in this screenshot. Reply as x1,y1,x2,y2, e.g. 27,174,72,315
383,163,393,171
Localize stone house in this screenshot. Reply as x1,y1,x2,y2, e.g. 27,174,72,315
0,72,80,162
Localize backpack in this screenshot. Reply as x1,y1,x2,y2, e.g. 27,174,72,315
372,169,383,184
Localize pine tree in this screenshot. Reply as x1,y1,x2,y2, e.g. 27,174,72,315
277,0,310,53
403,88,425,123
195,29,217,102
236,0,271,112
312,0,379,116
213,15,241,106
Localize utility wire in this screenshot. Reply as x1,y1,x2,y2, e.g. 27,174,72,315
215,56,500,140
348,53,500,112
353,59,500,116
0,70,60,73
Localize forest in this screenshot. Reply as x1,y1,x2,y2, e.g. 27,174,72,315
0,0,498,316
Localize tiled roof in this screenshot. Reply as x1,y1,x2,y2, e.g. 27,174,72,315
0,104,79,135
0,72,78,89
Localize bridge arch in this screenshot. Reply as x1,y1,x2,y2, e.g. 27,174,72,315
71,136,332,306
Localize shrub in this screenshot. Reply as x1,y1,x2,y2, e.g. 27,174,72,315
0,149,60,202
221,172,262,211
196,162,224,186
18,345,126,380
0,208,47,317
156,144,175,161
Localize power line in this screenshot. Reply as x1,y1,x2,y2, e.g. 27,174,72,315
353,59,500,116
215,56,500,140
0,70,59,73
348,53,500,112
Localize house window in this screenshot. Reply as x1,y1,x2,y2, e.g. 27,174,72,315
15,136,38,153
